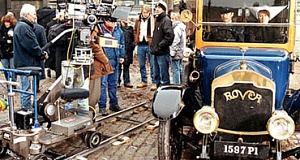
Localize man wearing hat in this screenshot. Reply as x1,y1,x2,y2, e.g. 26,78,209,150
208,7,244,42
220,7,234,23
150,0,174,87
97,16,125,116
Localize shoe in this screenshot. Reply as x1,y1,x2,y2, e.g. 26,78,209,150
137,82,148,88
99,108,108,116
150,84,157,91
124,83,133,88
109,106,122,112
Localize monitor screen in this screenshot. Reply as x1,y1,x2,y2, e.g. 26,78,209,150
101,0,114,5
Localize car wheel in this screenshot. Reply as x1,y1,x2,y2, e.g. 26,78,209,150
158,119,183,160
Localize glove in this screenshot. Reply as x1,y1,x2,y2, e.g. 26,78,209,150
40,51,49,60
44,51,49,60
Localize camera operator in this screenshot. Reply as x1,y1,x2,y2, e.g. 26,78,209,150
45,12,65,78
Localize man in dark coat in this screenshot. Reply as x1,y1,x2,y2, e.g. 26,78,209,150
209,7,244,42
150,1,174,87
118,19,135,88
34,22,49,92
13,4,47,110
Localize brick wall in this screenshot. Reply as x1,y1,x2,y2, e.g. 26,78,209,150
6,0,47,19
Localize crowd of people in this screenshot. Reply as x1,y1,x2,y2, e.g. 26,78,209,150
1,1,280,115
0,1,183,115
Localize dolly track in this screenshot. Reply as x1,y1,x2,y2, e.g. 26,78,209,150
44,101,155,160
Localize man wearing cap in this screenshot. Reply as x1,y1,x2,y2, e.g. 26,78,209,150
220,7,234,23
208,7,244,42
150,0,174,87
97,17,125,116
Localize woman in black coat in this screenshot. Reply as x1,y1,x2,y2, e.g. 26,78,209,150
0,14,17,82
118,20,135,88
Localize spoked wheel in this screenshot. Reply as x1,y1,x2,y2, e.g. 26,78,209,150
87,131,102,148
158,118,183,160
0,140,7,157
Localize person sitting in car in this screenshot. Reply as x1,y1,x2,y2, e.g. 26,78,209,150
208,7,244,42
249,7,286,43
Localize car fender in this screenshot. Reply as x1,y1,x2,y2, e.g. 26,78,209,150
152,85,185,121
286,89,300,118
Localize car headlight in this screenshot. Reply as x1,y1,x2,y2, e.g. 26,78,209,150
193,106,219,134
267,110,295,140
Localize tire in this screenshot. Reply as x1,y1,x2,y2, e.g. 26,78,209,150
158,119,183,160
87,131,101,148
83,131,93,147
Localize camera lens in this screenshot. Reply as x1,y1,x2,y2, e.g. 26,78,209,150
87,15,97,24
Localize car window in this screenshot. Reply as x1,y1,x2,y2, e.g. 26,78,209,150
202,0,289,43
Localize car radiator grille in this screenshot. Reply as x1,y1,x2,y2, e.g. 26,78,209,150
214,83,273,131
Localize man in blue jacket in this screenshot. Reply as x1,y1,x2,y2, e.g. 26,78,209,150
98,17,125,116
34,22,49,92
13,4,47,110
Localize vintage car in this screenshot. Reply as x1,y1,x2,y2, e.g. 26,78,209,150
152,0,300,159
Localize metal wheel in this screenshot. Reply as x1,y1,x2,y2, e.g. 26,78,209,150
158,119,183,160
83,131,93,147
87,131,101,148
0,140,7,157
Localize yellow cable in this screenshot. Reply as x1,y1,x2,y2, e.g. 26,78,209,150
89,105,97,120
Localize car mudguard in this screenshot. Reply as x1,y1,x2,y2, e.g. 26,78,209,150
286,89,300,119
152,85,185,121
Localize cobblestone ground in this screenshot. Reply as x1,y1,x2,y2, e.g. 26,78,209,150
1,41,300,160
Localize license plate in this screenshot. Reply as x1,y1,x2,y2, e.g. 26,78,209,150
214,141,269,159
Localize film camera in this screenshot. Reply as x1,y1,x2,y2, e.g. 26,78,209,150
57,0,130,24
54,0,131,88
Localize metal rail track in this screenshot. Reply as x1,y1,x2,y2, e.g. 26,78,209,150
48,101,156,160
66,117,155,159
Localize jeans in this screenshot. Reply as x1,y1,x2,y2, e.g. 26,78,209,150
118,63,131,85
20,76,31,110
171,59,182,84
98,69,119,109
1,58,16,82
137,44,155,84
153,54,170,86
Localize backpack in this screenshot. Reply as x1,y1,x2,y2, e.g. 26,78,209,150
47,23,67,45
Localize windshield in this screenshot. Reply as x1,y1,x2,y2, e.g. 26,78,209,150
202,0,289,43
